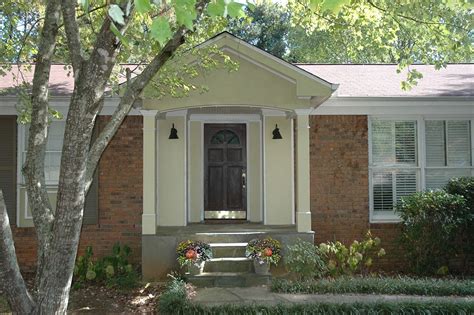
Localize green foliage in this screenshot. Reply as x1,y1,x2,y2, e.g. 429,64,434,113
245,237,282,266
159,287,474,315
74,243,139,289
319,231,385,277
227,3,290,58
158,275,188,314
445,177,474,212
285,239,327,280
271,276,474,296
396,190,469,275
176,240,212,268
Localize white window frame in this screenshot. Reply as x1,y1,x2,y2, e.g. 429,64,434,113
16,120,65,226
369,115,474,223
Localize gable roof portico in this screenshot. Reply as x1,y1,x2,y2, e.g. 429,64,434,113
141,32,338,114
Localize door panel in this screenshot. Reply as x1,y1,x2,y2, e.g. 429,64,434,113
204,124,247,220
208,166,224,210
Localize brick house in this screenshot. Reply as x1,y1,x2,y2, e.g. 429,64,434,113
1,32,473,280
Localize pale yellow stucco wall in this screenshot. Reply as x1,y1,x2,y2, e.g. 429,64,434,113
188,121,203,223
18,187,57,227
143,52,313,112
157,117,186,226
264,116,294,225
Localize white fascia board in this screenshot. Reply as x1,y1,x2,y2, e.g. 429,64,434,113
314,96,474,115
0,96,142,116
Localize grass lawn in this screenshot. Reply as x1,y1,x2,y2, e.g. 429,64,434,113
271,276,474,296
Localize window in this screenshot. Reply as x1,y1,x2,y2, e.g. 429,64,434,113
21,121,66,184
370,117,474,222
425,120,472,189
370,120,418,221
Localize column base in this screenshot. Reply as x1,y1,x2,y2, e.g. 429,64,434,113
296,211,312,232
142,213,157,235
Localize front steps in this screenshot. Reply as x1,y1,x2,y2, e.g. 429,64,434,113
186,240,271,287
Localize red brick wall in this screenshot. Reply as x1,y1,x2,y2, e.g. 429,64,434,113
309,115,404,271
12,116,143,272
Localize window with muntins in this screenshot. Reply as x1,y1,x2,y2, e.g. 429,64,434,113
21,121,66,184
425,120,472,189
370,120,418,220
370,117,474,222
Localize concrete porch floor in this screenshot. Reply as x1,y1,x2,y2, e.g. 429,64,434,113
155,223,301,235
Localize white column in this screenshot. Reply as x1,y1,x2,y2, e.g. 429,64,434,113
141,110,158,235
295,113,312,232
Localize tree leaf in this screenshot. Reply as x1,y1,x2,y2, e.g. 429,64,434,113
108,4,125,25
174,0,197,29
207,0,226,17
78,0,90,13
150,16,172,46
321,0,350,13
227,2,245,18
135,0,152,14
110,22,130,47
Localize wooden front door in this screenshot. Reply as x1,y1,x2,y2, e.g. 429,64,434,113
204,124,247,220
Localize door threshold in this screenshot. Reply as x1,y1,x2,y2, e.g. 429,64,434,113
204,219,248,224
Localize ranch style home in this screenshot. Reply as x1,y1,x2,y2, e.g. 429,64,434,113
0,32,473,280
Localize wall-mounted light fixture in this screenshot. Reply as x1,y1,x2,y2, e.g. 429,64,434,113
168,123,179,139
272,124,282,139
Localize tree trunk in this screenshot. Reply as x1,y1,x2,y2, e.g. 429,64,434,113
0,190,35,313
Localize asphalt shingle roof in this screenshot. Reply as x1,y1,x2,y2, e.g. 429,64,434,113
1,64,473,97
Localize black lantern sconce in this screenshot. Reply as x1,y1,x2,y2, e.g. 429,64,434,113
272,124,283,139
168,123,179,139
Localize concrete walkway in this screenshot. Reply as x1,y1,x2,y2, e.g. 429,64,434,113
191,286,474,307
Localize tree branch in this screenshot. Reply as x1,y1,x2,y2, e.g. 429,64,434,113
365,0,468,31
85,0,210,189
61,0,85,70
0,190,35,313
23,0,62,292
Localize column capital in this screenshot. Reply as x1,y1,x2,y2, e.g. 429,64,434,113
140,109,158,117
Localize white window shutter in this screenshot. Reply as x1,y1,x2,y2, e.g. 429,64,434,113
395,171,417,202
446,121,471,167
373,171,393,212
425,120,446,167
372,121,394,165
395,121,417,165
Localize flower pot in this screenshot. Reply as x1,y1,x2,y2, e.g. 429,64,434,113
188,261,204,275
253,260,270,275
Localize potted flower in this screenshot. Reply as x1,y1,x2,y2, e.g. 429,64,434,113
176,240,212,275
245,237,281,275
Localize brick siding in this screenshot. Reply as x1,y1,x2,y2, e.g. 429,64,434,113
12,116,143,272
309,115,405,271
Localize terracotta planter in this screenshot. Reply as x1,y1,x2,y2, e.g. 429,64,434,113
187,261,204,275
253,260,270,275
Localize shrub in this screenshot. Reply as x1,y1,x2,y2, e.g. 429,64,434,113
318,231,385,277
271,276,474,296
158,275,188,314
74,243,139,289
285,239,327,280
396,190,468,275
176,240,212,268
445,176,474,272
246,237,282,266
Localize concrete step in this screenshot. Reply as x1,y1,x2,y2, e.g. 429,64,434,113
210,242,247,258
203,257,253,273
188,232,268,244
187,272,271,287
